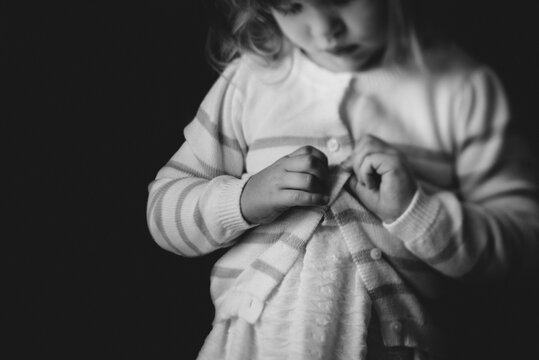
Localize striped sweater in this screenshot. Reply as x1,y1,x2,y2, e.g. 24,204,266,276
147,46,539,359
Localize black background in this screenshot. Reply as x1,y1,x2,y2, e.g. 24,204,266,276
6,1,539,359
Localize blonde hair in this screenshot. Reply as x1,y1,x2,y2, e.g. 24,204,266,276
206,0,438,70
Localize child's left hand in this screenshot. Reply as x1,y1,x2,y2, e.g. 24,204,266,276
342,134,418,224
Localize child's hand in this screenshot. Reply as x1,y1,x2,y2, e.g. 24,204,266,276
342,135,417,223
240,146,330,225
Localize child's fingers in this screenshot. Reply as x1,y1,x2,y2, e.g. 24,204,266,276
284,153,329,180
347,174,374,202
358,154,378,189
354,135,397,166
340,138,381,174
288,145,328,163
343,135,401,182
357,152,400,189
279,189,329,207
287,146,329,170
280,172,326,193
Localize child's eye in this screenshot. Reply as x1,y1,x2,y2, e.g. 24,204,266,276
275,2,304,16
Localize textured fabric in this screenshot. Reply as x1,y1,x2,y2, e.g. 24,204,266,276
199,169,444,359
199,191,374,360
147,45,539,359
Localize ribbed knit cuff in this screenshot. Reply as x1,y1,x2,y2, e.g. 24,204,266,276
217,174,256,234
383,188,441,245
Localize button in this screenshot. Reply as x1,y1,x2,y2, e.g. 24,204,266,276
391,321,403,333
326,138,340,152
370,248,383,260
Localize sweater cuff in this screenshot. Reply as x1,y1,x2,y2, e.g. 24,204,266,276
383,188,441,244
217,174,256,235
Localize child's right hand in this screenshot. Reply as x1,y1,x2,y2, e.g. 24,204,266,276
240,146,330,225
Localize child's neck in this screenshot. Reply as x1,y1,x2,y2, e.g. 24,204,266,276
299,46,387,74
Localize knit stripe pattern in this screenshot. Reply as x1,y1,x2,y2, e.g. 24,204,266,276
211,168,443,355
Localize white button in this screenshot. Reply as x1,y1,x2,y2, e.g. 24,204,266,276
326,138,340,152
392,321,403,333
370,248,383,260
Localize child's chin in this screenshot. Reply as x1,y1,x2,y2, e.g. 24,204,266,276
321,53,375,72
326,58,368,73
331,47,385,72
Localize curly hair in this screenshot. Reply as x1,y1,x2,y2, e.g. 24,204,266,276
205,0,287,69
205,0,438,71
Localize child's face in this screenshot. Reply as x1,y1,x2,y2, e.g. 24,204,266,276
271,0,387,72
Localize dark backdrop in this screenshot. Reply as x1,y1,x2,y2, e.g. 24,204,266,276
7,1,539,359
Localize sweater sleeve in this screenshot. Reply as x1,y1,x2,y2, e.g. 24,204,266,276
385,67,539,283
146,63,255,257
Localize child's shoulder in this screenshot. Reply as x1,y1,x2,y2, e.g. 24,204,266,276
410,44,500,99
220,52,296,89
203,52,300,117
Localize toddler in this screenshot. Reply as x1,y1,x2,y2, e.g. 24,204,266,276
147,0,539,359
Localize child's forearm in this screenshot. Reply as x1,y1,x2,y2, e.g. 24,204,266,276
384,68,539,284
147,144,254,257
386,70,539,280
147,62,254,256
384,185,539,283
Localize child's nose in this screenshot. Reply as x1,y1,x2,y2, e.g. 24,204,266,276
310,10,345,46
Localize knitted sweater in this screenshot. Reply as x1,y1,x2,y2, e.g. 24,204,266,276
147,46,539,359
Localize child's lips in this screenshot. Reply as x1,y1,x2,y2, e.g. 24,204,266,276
326,44,360,56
